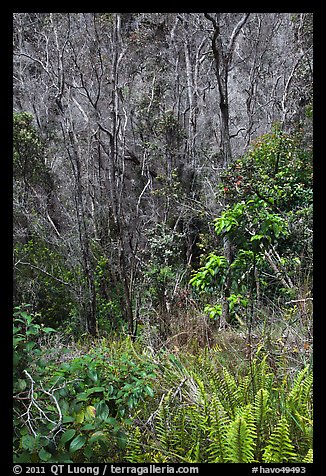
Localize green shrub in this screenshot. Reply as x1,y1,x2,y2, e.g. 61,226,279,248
14,326,158,463
190,127,312,323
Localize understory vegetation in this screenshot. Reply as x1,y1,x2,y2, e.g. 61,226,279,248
13,12,313,464
14,303,312,464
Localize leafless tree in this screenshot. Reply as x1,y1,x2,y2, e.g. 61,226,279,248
13,12,312,336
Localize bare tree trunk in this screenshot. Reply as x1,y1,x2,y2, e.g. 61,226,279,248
64,126,98,336
110,13,135,337
205,13,250,326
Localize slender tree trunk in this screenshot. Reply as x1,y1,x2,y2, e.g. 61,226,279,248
205,13,250,326
110,14,135,337
65,128,98,336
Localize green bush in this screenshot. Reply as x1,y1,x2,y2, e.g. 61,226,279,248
190,127,312,322
14,319,158,463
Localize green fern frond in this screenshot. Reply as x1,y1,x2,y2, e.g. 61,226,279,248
172,404,202,459
286,366,313,447
262,416,297,463
155,393,173,452
291,366,313,419
125,426,144,463
249,354,274,397
302,448,313,463
287,366,313,410
210,366,240,417
146,350,312,464
225,406,256,463
236,374,252,405
185,441,201,463
254,388,271,430
207,394,230,462
253,388,272,455
191,358,241,418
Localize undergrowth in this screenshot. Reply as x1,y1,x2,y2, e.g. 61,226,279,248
125,348,313,463
13,307,313,463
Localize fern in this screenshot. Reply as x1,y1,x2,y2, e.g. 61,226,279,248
205,364,240,418
155,393,173,452
127,350,312,464
207,394,230,462
286,366,313,453
253,388,272,458
171,404,202,460
125,426,144,463
191,382,212,461
236,374,252,406
302,448,313,463
173,405,191,456
225,405,257,463
249,353,274,398
262,416,298,463
185,441,201,463
287,366,313,413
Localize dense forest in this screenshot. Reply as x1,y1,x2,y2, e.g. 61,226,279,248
13,12,313,464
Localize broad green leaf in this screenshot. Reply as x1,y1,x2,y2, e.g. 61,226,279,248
87,369,99,383
39,447,52,462
16,379,27,392
88,431,107,444
83,444,94,459
95,400,109,420
81,423,96,431
59,429,76,445
42,327,56,333
105,417,118,426
62,416,75,423
75,392,88,402
85,405,96,419
25,341,36,352
75,409,85,424
69,435,87,453
117,430,127,449
21,434,36,450
144,385,154,397
86,386,105,396
250,234,264,242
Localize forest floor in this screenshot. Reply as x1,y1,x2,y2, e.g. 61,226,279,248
14,305,313,464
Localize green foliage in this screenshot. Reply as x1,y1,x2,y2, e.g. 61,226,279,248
253,388,272,458
14,240,78,329
13,305,56,384
221,126,312,258
14,328,158,463
190,128,312,320
207,394,229,462
13,315,312,464
13,306,59,462
226,408,256,462
189,254,227,293
126,350,312,463
303,448,313,463
285,366,313,453
262,417,298,463
203,303,222,320
13,111,51,188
